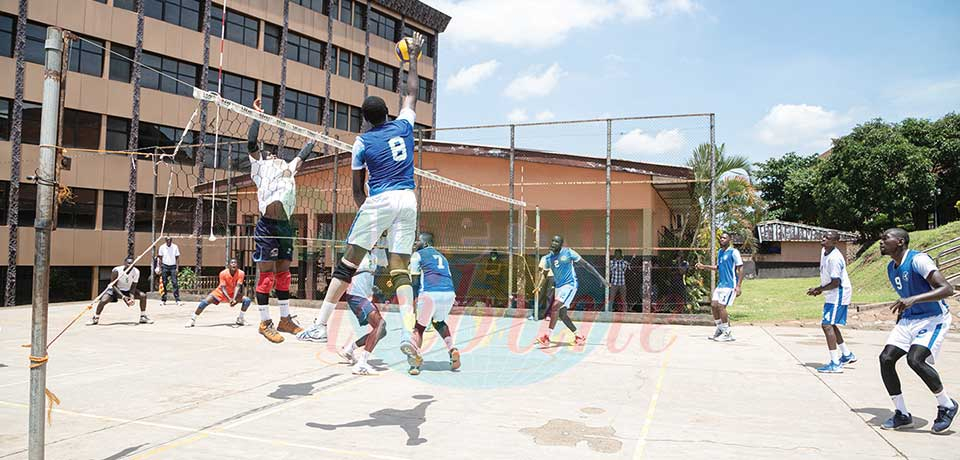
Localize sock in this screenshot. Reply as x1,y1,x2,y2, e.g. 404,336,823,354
443,336,454,350
838,342,851,355
714,319,722,327
191,312,198,320
278,300,290,318
355,349,368,366
345,341,358,354
720,322,730,332
397,285,415,342
936,391,955,409
258,305,271,322
237,310,245,319
316,301,336,326
829,349,840,365
892,394,909,414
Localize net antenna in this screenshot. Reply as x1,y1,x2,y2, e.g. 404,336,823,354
208,0,230,242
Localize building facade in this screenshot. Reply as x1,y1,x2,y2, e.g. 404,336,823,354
0,0,449,303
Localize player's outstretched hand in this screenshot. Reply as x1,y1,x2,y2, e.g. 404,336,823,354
806,287,821,296
406,31,425,61
695,262,705,270
253,98,263,113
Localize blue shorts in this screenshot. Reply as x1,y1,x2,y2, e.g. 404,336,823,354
345,294,376,326
822,303,848,325
253,217,293,262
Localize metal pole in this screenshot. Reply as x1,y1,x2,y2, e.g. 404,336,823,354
29,26,63,460
709,114,717,291
534,205,540,320
225,143,232,263
604,119,611,312
150,147,158,292
508,125,515,308
330,136,339,276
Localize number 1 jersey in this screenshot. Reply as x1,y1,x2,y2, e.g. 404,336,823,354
351,108,416,196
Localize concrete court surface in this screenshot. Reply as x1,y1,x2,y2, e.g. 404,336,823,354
0,301,958,460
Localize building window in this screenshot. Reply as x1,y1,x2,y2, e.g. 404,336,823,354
106,116,131,152
162,197,196,234
119,0,201,31
418,77,432,103
209,71,256,107
68,35,105,77
330,101,361,133
24,21,46,65
368,9,398,42
0,14,14,58
338,0,365,29
18,182,36,227
61,109,102,150
265,24,325,69
402,24,435,58
0,98,10,141
263,23,281,54
138,122,194,164
414,123,433,139
103,191,155,231
49,267,93,303
292,0,325,13
334,102,348,131
56,187,97,229
285,88,322,124
261,82,279,115
367,60,396,92
334,47,361,81
108,44,134,83
210,4,259,49
349,104,361,133
141,52,198,96
201,133,244,169
21,101,42,145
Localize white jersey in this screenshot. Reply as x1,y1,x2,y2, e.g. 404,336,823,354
112,265,140,291
347,248,386,299
250,157,297,217
820,248,852,305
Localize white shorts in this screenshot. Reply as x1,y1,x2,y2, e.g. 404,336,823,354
416,291,456,325
347,271,375,299
886,312,952,365
346,189,417,254
554,284,577,309
712,287,736,307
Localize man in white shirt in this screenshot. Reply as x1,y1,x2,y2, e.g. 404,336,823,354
807,231,856,373
156,236,182,307
88,257,151,325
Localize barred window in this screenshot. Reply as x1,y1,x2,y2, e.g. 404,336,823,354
284,88,322,124
209,71,256,107
118,0,202,31
108,44,134,83
141,52,198,96
367,60,396,92
368,9,397,42
68,35,105,77
211,4,259,49
106,116,131,152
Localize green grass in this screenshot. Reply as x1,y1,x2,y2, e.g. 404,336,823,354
728,221,960,323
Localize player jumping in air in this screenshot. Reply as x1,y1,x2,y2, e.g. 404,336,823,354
696,232,743,342
877,228,957,433
299,33,426,370
87,257,152,326
337,240,389,376
185,258,252,328
806,231,856,373
408,232,461,375
534,235,608,346
248,98,316,343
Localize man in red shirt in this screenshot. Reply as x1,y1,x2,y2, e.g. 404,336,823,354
185,258,252,328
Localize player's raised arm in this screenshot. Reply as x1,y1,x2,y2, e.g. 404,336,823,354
290,140,316,173
576,256,609,288
247,98,264,160
400,32,425,113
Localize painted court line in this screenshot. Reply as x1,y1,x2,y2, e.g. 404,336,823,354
0,363,127,389
632,328,675,459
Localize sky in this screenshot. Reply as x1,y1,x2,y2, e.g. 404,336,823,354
419,0,960,166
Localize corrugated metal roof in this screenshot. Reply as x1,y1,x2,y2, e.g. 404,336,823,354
756,220,858,242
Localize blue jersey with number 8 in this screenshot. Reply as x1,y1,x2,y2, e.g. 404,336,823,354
410,246,454,293
351,108,416,196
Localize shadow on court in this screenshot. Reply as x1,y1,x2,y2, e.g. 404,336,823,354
306,394,435,446
268,374,341,400
100,443,148,459
852,407,931,432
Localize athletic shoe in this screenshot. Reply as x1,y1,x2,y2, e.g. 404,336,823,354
277,315,303,335
176,301,183,308
352,363,377,376
574,335,587,346
708,327,722,340
185,317,196,328
933,399,959,434
296,323,327,343
715,330,735,342
408,365,421,376
400,340,423,369
139,314,154,324
840,353,857,365
881,410,913,430
258,320,284,343
338,347,357,365
235,315,246,326
160,300,166,307
535,334,550,346
816,362,843,373
86,316,99,326
450,348,461,371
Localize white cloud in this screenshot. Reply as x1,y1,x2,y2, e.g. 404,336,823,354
535,110,556,121
755,104,850,150
614,129,685,157
447,60,500,92
422,0,700,49
507,108,529,123
504,64,563,100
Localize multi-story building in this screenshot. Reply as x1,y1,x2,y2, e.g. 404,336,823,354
0,0,450,303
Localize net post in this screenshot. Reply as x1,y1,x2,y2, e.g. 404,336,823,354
604,119,612,313
225,143,233,264
150,147,158,291
709,114,717,292
508,125,515,308
534,205,540,320
29,26,63,460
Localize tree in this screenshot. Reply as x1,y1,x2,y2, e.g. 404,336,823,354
930,113,960,224
782,164,819,224
686,143,763,247
754,152,819,221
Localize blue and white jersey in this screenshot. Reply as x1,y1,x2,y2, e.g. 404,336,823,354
410,246,454,293
887,250,949,320
820,248,852,305
717,247,743,289
351,108,416,197
544,247,581,288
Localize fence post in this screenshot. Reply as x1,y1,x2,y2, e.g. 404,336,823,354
709,114,717,291
508,125,515,308
605,119,612,312
29,26,63,460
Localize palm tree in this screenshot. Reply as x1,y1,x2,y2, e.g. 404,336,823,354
5,0,28,306
685,143,763,248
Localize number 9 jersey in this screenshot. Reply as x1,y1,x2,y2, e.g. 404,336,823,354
351,108,416,196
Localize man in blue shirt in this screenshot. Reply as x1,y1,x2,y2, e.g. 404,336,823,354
408,232,461,375
300,33,426,370
877,228,957,433
533,235,608,347
696,232,743,342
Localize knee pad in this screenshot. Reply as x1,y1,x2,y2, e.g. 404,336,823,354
390,269,411,288
197,300,210,311
333,258,358,283
256,292,270,306
256,271,275,294
241,297,252,309
275,270,291,292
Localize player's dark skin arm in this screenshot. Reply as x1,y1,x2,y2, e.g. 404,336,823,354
576,259,610,288
734,265,744,295
352,169,366,208
807,278,840,296
400,32,425,112
247,99,264,161
891,270,955,314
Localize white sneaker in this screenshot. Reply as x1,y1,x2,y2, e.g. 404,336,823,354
86,316,99,326
139,315,154,324
185,317,196,328
352,362,377,376
715,330,735,342
708,327,722,340
338,347,357,365
160,300,166,307
235,315,246,326
176,301,183,308
296,323,327,343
